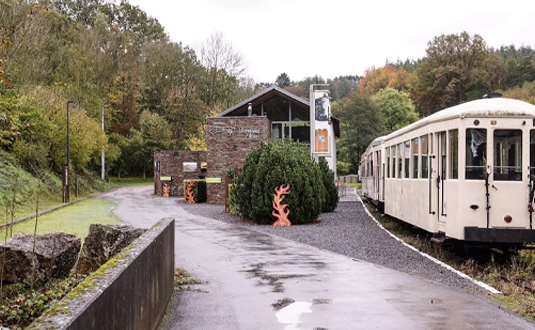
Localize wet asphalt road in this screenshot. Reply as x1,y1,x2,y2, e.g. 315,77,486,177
97,185,535,330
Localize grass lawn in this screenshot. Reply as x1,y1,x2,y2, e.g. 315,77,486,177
1,198,124,243
107,177,153,186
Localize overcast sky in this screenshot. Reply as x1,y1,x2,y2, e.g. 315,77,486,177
126,0,535,83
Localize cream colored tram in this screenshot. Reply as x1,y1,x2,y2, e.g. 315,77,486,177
361,96,535,247
360,137,385,205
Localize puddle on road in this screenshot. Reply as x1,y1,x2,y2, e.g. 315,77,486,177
242,263,310,293
275,300,312,330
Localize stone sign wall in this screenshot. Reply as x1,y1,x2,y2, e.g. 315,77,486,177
206,116,271,204
154,117,271,204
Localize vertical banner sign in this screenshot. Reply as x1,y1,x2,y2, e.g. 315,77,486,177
313,91,331,156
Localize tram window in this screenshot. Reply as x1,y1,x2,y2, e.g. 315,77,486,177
466,128,487,180
404,141,410,179
449,130,458,179
376,151,381,178
421,135,428,178
392,146,397,178
412,137,419,178
386,147,391,178
494,129,522,181
530,130,535,177
440,132,446,181
398,143,403,179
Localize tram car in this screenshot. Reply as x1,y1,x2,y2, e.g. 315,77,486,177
360,95,535,248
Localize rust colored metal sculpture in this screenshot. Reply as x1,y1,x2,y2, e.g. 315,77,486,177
185,181,196,204
272,184,291,226
162,183,169,197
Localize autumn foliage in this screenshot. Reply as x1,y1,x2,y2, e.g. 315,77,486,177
358,64,410,95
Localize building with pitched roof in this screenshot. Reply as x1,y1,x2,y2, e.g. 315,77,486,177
154,85,339,204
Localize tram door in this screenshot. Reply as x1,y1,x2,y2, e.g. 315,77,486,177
375,150,381,201
436,132,447,230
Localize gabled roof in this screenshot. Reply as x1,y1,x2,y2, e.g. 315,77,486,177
218,85,309,117
219,85,340,137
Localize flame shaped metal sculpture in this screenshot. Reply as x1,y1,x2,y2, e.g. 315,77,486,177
185,181,196,204
162,183,169,197
272,184,291,226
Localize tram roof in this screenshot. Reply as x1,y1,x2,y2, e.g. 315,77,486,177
385,97,535,140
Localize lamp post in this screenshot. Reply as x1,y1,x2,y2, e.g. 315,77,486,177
101,104,108,181
63,100,75,203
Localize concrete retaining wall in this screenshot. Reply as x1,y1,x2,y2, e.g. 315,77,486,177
28,217,175,330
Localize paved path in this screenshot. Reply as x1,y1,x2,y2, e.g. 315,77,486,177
98,185,535,330
338,185,359,202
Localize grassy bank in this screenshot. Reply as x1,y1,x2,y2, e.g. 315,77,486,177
1,198,123,243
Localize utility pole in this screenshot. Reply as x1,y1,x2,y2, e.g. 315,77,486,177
64,100,75,203
101,104,108,181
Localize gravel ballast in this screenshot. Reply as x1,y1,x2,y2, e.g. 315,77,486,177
179,196,488,294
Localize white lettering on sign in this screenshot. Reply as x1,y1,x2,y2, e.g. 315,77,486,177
240,127,261,139
183,162,198,172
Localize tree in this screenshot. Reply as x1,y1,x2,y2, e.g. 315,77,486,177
372,88,419,133
199,32,246,110
332,93,384,173
138,110,173,178
503,81,535,104
483,50,506,92
17,86,107,172
275,72,291,88
299,75,326,99
410,32,490,116
358,65,409,95
139,40,205,144
327,75,360,101
497,45,535,89
0,1,50,92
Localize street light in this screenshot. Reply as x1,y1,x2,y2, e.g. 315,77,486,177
101,104,109,181
63,100,75,203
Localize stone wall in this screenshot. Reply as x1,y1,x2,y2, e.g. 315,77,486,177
153,151,207,196
206,116,271,204
29,218,175,330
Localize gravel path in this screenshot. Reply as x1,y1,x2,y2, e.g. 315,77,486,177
179,197,486,294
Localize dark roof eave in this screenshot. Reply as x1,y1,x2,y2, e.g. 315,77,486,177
219,85,309,117
331,116,340,138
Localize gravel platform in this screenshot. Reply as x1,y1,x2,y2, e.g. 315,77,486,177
179,197,487,294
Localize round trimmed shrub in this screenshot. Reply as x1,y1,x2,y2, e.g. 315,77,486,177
230,140,327,225
319,158,339,212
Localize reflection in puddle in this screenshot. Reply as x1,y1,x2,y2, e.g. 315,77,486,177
275,301,312,330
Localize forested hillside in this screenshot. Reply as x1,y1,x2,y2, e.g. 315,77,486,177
1,0,256,183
